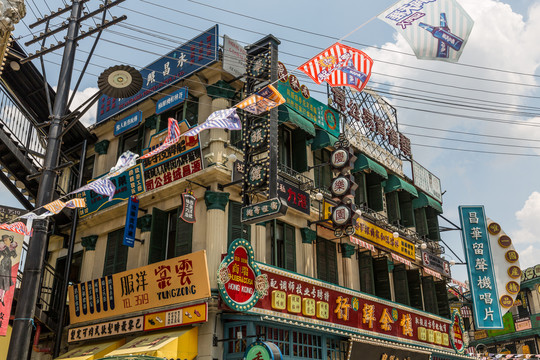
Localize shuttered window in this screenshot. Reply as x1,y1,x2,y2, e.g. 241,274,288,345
386,191,415,228
414,208,429,237
386,191,400,225
373,257,391,300
174,207,193,257
358,251,375,295
118,126,145,156
149,207,193,264
148,208,168,264
426,207,440,241
366,173,383,212
103,228,128,276
354,172,367,207
313,149,331,190
228,201,251,246
316,238,337,284
393,264,410,306
435,280,450,318
291,128,308,173
268,220,296,272
422,276,439,315
407,270,423,310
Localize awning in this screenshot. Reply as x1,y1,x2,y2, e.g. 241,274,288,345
56,339,125,360
384,174,418,197
100,327,198,360
353,154,388,179
413,192,443,213
311,129,338,150
278,105,316,137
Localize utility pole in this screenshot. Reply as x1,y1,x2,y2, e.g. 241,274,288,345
7,1,125,358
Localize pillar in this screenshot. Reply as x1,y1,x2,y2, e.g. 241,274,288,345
341,243,356,289
80,235,98,282
301,228,316,277
254,222,266,263
204,190,230,287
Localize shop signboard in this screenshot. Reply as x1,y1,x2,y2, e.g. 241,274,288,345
515,318,532,332
97,25,218,123
487,312,515,337
521,265,540,282
421,250,451,278
68,250,211,324
323,201,415,260
459,206,503,329
122,196,139,247
68,315,144,342
144,302,207,331
223,35,247,78
244,341,283,360
412,160,442,203
450,309,467,354
114,111,142,137
0,205,25,223
141,119,203,192
155,87,188,115
247,262,454,350
350,341,430,360
276,63,340,138
78,164,145,218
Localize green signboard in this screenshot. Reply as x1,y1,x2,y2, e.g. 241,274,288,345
78,164,145,218
487,312,515,337
277,78,340,138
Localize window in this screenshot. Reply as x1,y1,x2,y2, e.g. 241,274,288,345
422,276,439,314
316,238,337,284
228,201,251,246
407,269,423,310
358,251,375,295
118,126,145,156
373,257,391,300
157,94,199,130
313,148,331,190
435,280,450,318
365,172,384,212
103,228,128,276
327,339,348,360
414,207,441,241
81,155,95,184
279,125,308,173
393,264,410,306
267,220,296,271
52,251,83,315
148,207,193,264
386,191,415,227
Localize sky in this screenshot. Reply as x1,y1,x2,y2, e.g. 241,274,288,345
2,0,540,283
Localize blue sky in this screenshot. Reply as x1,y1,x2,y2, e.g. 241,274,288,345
4,0,540,283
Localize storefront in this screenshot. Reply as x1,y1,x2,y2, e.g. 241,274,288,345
217,239,470,360
55,251,211,360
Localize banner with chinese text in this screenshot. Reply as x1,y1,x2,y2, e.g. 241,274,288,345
68,250,211,324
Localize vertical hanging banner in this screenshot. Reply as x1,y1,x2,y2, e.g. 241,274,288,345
123,196,139,247
0,230,24,336
180,190,197,223
459,206,503,329
378,0,474,62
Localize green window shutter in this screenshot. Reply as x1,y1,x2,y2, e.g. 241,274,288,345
414,208,428,237
354,172,367,207
373,257,391,300
149,207,168,264
435,280,450,318
291,128,308,173
103,228,128,276
393,264,410,306
385,191,400,225
366,173,383,212
398,192,415,228
422,276,439,315
358,251,375,295
228,201,251,246
426,208,440,241
175,207,193,257
316,238,327,281
284,224,296,272
316,238,338,284
407,270,423,310
313,149,331,189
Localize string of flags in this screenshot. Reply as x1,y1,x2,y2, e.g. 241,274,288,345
474,354,540,359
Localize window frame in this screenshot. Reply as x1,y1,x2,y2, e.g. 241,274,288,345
103,228,128,276
266,220,296,272
316,237,338,284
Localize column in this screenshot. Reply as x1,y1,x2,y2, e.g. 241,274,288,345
301,228,316,277
80,235,98,281
341,243,356,289
254,222,266,263
204,190,230,286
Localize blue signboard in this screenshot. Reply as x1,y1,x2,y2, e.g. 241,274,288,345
123,196,139,247
96,25,218,123
78,164,145,218
114,111,142,136
459,205,503,329
156,87,188,115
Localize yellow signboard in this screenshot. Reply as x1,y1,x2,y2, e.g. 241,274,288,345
323,201,415,260
68,250,211,324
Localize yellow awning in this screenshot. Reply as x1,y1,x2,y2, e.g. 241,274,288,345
103,327,198,360
56,339,125,360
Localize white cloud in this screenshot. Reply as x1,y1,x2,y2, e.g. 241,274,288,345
513,191,540,267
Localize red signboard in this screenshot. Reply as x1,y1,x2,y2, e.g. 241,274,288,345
249,264,453,350
225,246,256,304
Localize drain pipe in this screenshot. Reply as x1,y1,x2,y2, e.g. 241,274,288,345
32,323,51,353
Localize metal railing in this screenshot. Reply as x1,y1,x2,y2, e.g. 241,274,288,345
0,87,46,168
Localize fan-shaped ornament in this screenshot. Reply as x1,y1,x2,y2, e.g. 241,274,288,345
98,65,143,98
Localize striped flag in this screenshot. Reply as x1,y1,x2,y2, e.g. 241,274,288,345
108,150,139,177
20,211,53,220
44,198,87,214
139,118,181,159
65,198,86,209
182,108,241,137
75,177,117,201
0,222,31,236
299,43,373,92
235,85,285,115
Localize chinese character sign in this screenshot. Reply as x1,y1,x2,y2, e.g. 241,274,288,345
68,250,211,324
378,0,474,62
0,230,24,336
459,206,503,329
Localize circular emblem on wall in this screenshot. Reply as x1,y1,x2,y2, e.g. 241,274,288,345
499,294,514,308
249,56,268,78
324,110,338,130
332,204,351,226
506,281,520,295
498,235,512,248
289,75,301,92
247,164,267,187
278,61,288,82
505,250,519,263
508,265,522,279
300,84,310,99
248,125,267,148
488,222,501,235
245,341,283,360
330,148,350,169
331,176,352,198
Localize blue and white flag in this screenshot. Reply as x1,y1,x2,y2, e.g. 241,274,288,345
108,150,139,177
70,177,116,201
378,0,474,62
182,108,241,137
